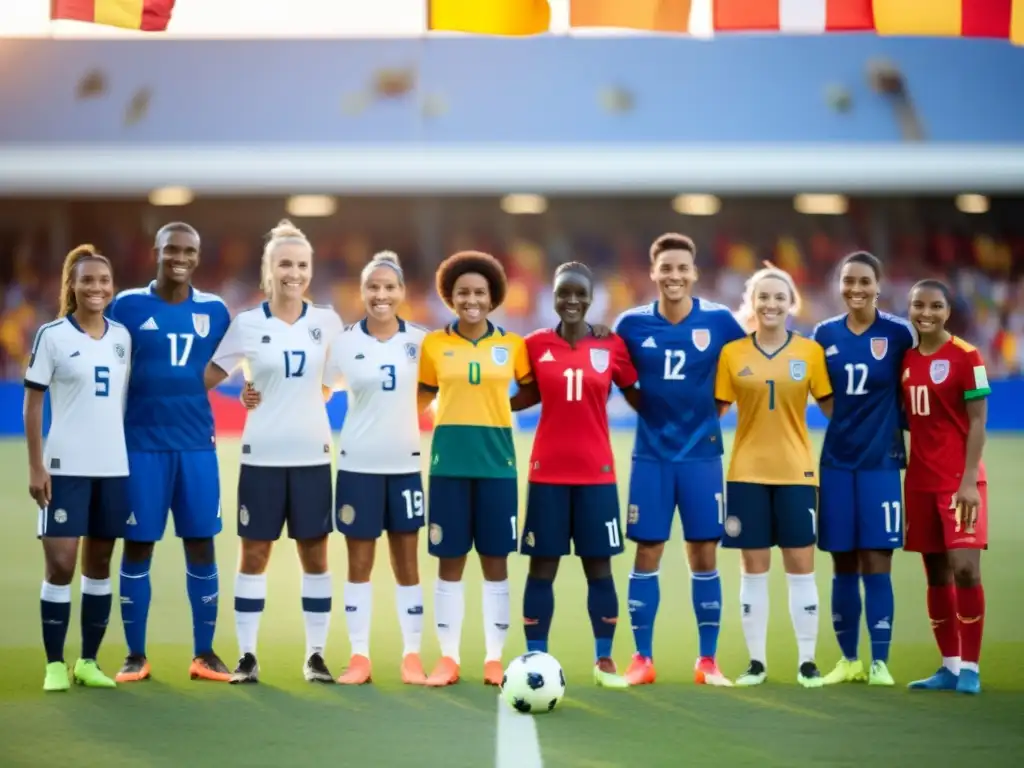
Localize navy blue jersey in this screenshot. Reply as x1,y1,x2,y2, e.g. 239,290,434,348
813,311,916,471
108,283,230,452
614,298,746,463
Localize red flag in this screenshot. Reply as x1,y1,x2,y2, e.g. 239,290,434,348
51,0,175,32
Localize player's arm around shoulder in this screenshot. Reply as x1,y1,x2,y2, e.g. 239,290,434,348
511,331,534,385
416,330,443,411
713,339,739,416
806,337,834,417
510,330,543,411
205,311,250,390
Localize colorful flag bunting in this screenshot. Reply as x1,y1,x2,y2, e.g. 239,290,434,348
428,0,551,35
51,0,175,31
713,0,874,32
873,0,1014,39
571,0,693,32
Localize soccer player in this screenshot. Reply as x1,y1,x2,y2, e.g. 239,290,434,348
25,246,131,691
901,280,989,695
107,222,232,682
204,221,343,684
513,262,638,689
323,252,429,686
613,234,746,686
813,252,916,687
417,250,533,687
715,266,833,688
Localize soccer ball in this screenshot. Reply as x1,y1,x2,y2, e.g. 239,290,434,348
500,652,566,714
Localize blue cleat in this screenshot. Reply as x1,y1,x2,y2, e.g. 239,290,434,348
956,669,981,695
908,667,959,691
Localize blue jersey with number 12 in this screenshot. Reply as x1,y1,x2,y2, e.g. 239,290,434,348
108,283,230,453
614,298,746,463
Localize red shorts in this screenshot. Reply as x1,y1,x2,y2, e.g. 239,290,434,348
904,483,989,553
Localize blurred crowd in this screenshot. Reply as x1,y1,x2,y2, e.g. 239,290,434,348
1,196,1022,379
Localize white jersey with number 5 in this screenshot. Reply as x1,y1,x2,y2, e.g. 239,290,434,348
324,318,427,475
212,302,343,467
24,317,132,477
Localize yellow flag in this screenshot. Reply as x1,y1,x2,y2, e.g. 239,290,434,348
873,0,962,36
1013,0,1024,43
429,0,551,35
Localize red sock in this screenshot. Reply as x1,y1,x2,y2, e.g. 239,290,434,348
955,585,985,665
926,585,960,659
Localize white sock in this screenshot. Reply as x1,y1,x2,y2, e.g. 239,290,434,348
740,572,770,665
943,656,962,674
482,579,510,662
395,584,424,656
344,580,372,658
786,572,820,665
301,572,332,659
434,579,464,664
234,572,267,657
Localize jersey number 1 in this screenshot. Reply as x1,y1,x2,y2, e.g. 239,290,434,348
168,333,194,367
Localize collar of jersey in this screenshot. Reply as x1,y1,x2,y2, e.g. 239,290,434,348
147,281,193,301
66,313,109,339
751,330,793,360
653,298,698,325
359,316,407,336
262,301,308,322
448,320,496,345
552,323,594,344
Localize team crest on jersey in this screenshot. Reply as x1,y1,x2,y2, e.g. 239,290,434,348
114,343,126,361
589,348,610,373
692,328,711,352
930,360,950,384
309,328,322,344
491,346,509,366
192,313,210,338
789,360,807,381
870,337,888,360
404,343,418,360
339,504,356,526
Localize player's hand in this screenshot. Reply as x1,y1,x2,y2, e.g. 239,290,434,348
240,382,262,411
592,324,611,338
954,482,981,531
29,465,51,509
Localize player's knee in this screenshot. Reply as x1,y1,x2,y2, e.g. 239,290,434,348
122,540,154,564
81,538,115,578
741,548,771,575
685,540,717,572
44,545,77,585
831,550,860,574
388,538,420,587
633,541,665,573
183,536,216,566
479,555,507,582
437,556,467,582
239,541,272,574
528,556,559,581
346,539,376,581
581,557,612,581
781,545,815,575
857,549,892,575
950,554,981,587
922,553,953,586
296,536,329,575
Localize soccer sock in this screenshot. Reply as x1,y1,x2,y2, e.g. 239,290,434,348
344,580,372,658
482,579,510,662
395,584,424,656
627,570,660,659
40,581,71,664
787,573,820,665
434,579,464,663
862,573,894,664
955,584,985,672
830,572,862,661
184,558,220,657
523,577,554,653
587,577,619,661
739,572,769,665
926,584,960,673
80,576,112,661
119,556,152,658
301,572,333,658
234,572,267,657
691,570,723,659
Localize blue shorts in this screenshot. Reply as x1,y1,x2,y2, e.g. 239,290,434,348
427,476,518,558
626,457,725,543
125,450,222,542
818,468,904,552
722,482,818,550
237,464,333,541
521,482,623,558
38,475,128,539
336,470,425,540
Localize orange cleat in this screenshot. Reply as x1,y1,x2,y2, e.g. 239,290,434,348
401,653,427,685
624,653,657,686
425,656,460,687
337,654,372,685
694,656,733,687
189,652,231,682
483,660,504,687
115,654,151,683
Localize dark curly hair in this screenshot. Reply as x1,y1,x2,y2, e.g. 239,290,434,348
435,250,508,311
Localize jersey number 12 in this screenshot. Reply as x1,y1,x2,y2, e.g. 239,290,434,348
844,363,868,396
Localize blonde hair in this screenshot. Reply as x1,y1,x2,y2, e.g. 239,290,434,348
59,244,112,317
735,263,802,332
360,250,404,287
261,219,312,297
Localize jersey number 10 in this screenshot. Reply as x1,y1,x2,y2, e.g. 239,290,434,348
907,385,930,416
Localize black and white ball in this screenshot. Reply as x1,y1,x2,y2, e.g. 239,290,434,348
500,652,566,714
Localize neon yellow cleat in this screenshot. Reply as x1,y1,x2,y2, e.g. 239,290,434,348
868,660,895,686
822,658,866,685
43,662,70,692
74,659,116,688
593,659,629,689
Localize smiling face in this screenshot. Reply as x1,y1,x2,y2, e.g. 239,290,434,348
74,258,114,314
554,269,592,327
452,272,491,325
651,248,697,304
155,229,200,285
269,241,312,301
908,285,950,337
362,264,405,323
752,275,794,331
840,260,878,314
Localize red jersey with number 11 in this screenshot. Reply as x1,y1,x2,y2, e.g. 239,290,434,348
525,330,638,485
901,336,990,492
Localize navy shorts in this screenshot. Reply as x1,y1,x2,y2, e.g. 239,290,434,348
126,450,221,542
336,470,425,540
237,464,333,541
38,475,128,539
722,482,818,550
427,476,518,558
521,482,623,558
626,457,725,543
818,467,904,552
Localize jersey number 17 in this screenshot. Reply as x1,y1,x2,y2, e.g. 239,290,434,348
168,333,194,367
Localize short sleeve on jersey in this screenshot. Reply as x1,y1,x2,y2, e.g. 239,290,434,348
611,335,638,389
714,344,737,404
212,315,249,375
513,336,532,384
809,342,833,401
24,322,58,390
960,344,991,400
419,335,439,391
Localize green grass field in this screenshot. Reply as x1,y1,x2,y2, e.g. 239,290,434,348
1,432,1022,768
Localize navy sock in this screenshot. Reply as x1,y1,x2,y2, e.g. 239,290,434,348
628,570,660,659
862,573,894,663
41,581,71,664
831,572,862,661
119,556,152,658
80,576,113,661
691,570,723,659
588,576,618,660
185,558,219,657
523,577,554,653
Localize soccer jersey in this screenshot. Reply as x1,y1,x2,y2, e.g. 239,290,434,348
212,302,342,467
814,311,916,471
614,299,746,463
108,283,230,452
24,317,132,477
419,321,532,479
715,333,832,486
324,318,427,475
525,329,638,485
901,337,990,492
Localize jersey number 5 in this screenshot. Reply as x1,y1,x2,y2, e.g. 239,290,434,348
168,333,194,367
94,366,110,397
908,385,930,416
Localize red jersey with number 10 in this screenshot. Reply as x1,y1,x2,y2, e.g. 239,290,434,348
901,336,990,492
525,329,638,485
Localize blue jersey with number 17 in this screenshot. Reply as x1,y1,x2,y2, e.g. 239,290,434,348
614,298,746,463
108,283,230,453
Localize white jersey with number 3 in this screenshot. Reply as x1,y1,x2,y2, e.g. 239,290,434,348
324,319,426,475
212,302,343,467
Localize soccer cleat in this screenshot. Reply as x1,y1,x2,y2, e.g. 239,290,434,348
189,651,231,682
797,661,825,689
956,669,981,695
400,653,427,685
115,654,151,683
822,658,867,685
593,658,629,689
868,660,895,687
425,656,460,687
735,660,767,687
43,662,70,692
230,653,260,684
73,659,116,688
483,660,504,687
908,667,959,691
336,654,372,685
303,652,335,683
694,656,733,687
624,653,656,686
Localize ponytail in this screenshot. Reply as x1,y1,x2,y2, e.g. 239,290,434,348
58,245,111,317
